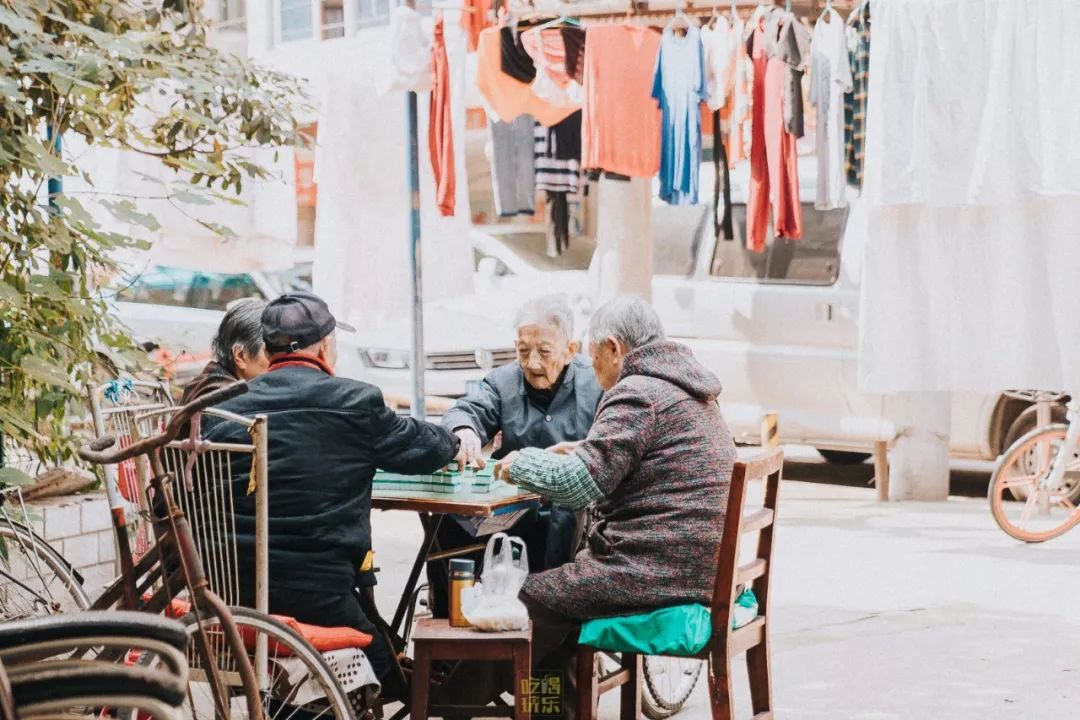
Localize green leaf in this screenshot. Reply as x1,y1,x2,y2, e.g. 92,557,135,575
171,189,214,205
198,221,238,239
100,200,162,231
0,468,34,487
0,280,21,306
19,355,77,391
0,7,39,35
52,196,95,226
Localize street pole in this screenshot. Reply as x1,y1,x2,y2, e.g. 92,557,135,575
47,125,61,212
405,64,426,420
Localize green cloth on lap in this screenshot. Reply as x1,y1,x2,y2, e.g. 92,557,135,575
578,604,713,656
577,590,760,656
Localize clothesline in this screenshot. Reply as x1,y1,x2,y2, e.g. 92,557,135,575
519,0,859,21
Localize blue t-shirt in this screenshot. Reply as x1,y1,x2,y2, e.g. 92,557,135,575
651,24,707,205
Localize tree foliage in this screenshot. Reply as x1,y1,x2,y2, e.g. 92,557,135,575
0,0,308,465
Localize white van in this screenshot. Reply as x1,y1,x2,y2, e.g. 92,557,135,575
471,161,1052,463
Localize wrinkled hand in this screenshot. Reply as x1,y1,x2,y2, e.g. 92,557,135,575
453,428,486,470
494,451,520,483
546,440,582,455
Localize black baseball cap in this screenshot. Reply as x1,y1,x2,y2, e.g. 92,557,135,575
262,291,356,354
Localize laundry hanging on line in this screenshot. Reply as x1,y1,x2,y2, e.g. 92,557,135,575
429,14,455,217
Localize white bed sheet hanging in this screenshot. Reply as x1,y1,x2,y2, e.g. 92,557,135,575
862,0,1080,208
858,0,1080,394
859,197,1080,393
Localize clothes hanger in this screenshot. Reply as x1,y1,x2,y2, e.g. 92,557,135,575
707,0,720,29
670,1,691,31
818,0,833,23
847,0,867,25
533,14,582,32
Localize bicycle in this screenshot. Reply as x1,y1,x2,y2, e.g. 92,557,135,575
0,487,89,619
0,610,190,720
76,382,266,719
988,390,1080,542
1,383,356,719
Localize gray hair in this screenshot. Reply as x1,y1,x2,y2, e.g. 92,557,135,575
588,295,665,350
212,299,267,374
514,294,574,339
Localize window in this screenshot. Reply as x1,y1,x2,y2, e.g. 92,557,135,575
356,0,390,28
189,273,263,311
652,203,708,276
218,0,246,30
117,267,195,307
709,203,847,285
280,0,313,41
117,267,265,310
322,0,345,38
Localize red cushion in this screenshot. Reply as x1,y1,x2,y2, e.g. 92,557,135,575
146,595,372,653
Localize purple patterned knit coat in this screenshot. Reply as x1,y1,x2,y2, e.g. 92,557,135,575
522,340,736,619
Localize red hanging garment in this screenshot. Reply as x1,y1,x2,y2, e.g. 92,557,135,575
429,15,455,217
746,18,802,253
461,0,492,53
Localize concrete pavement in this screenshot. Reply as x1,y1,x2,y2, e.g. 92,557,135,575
370,449,1080,719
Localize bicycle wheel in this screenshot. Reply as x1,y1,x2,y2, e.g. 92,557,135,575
151,606,355,720
641,656,703,719
7,659,186,720
0,520,90,620
989,424,1080,543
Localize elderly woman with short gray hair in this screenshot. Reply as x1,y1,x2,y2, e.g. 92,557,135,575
495,294,736,673
431,294,603,619
180,299,269,404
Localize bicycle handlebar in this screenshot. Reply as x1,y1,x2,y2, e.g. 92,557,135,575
78,381,249,465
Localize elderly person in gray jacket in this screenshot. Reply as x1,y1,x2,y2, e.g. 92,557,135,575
496,295,736,684
429,294,603,618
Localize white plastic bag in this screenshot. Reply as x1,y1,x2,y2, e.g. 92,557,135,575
460,533,530,632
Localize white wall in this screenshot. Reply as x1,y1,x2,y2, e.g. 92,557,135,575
251,13,475,333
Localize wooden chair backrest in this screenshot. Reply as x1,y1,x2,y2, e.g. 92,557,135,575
711,449,784,634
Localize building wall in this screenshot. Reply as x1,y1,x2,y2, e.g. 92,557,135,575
245,5,475,332
28,493,117,597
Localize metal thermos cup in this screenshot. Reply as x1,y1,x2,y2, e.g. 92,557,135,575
449,558,475,628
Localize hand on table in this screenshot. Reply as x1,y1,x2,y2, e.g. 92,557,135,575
453,428,486,470
493,451,520,483
546,440,582,455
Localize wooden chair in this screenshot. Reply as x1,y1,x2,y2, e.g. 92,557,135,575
577,449,784,720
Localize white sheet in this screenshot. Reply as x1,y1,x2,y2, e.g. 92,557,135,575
862,0,1080,208
858,0,1080,393
859,197,1080,393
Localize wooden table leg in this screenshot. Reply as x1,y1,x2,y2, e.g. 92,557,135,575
874,441,890,502
513,643,532,720
411,644,431,720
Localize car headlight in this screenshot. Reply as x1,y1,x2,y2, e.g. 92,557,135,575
362,349,410,369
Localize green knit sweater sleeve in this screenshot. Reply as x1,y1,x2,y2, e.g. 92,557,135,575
509,448,604,511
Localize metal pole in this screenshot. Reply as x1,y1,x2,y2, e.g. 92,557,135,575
406,89,426,420
47,125,61,212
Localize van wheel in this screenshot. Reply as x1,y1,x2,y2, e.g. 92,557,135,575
1003,404,1069,453
818,450,872,465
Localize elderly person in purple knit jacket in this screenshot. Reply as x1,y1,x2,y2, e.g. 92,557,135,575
495,294,736,689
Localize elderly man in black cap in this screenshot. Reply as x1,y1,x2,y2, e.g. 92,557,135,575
204,291,459,686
